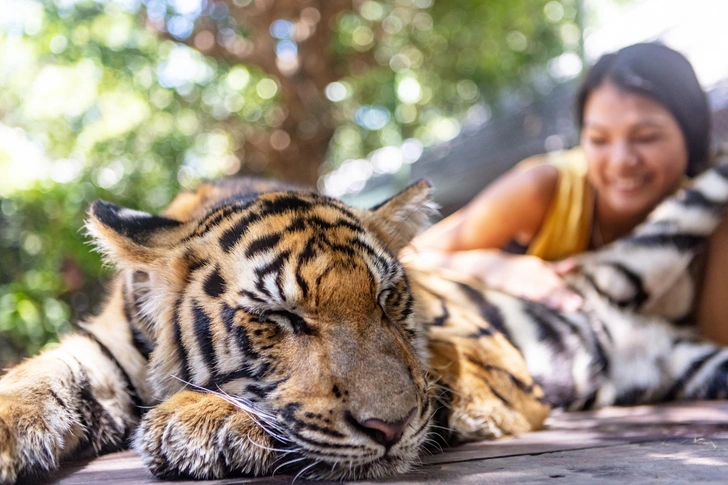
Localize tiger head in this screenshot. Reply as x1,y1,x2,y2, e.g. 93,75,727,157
86,178,437,479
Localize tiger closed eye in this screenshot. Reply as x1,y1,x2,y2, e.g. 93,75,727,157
266,310,313,336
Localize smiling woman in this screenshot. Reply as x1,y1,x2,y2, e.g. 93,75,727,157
404,42,728,342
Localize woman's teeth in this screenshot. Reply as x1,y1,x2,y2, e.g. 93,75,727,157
613,177,645,190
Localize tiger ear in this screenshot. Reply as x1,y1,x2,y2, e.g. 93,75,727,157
366,179,438,253
86,200,189,269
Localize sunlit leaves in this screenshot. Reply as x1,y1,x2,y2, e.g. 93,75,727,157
0,0,582,364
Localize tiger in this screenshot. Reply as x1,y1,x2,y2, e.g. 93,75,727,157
1,158,728,484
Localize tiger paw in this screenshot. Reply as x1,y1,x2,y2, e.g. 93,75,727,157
428,335,550,445
134,390,277,479
0,395,65,485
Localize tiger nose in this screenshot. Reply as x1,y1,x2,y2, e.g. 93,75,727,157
349,408,417,448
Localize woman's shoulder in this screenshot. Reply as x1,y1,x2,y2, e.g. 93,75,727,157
463,154,561,241
497,154,561,206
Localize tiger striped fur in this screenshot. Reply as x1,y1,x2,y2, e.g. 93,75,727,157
1,160,728,483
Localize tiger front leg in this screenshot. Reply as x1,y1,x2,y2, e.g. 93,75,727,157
428,331,550,445
135,390,278,480
0,334,140,485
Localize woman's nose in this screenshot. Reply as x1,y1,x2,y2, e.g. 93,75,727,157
609,141,639,170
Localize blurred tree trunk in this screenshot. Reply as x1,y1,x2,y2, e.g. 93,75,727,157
170,0,355,187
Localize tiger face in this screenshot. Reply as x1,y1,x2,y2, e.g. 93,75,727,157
86,179,437,478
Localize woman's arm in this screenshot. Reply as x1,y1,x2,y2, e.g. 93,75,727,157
403,163,582,311
696,213,728,345
410,163,559,252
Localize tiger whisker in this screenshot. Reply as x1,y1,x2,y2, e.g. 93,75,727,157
245,434,294,455
167,375,290,443
292,459,320,482
421,437,444,454
273,456,308,476
213,385,288,433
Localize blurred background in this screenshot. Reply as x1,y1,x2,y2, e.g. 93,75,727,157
1,0,727,366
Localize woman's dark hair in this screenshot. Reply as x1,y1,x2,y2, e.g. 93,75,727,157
576,43,711,177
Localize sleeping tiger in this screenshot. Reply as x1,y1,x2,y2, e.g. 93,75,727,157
1,160,728,483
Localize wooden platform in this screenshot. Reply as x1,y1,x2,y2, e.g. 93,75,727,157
40,401,728,484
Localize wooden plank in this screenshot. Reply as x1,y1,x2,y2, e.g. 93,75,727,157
42,452,300,485
376,439,728,485
37,401,728,485
425,401,728,465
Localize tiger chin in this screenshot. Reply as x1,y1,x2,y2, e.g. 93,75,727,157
0,177,546,483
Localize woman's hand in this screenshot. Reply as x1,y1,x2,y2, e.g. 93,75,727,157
486,255,582,312
402,248,582,312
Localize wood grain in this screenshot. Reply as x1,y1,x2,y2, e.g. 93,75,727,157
36,401,728,484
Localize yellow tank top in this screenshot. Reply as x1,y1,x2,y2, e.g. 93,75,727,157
520,148,594,261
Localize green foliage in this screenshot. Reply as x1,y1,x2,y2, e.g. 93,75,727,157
0,0,270,364
323,0,577,170
0,0,582,366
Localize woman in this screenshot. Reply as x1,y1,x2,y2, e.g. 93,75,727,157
405,43,728,344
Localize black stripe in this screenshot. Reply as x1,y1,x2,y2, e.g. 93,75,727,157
239,289,266,303
203,266,227,298
192,301,218,373
401,291,414,320
75,366,127,453
48,388,67,409
245,233,282,258
581,391,598,410
479,363,537,395
287,430,355,448
76,328,144,416
455,282,511,341
121,285,154,360
286,217,307,232
206,369,254,389
679,188,726,212
254,249,291,297
304,215,363,234
172,300,192,383
220,211,262,252
192,201,256,238
295,271,310,299
585,262,649,309
352,238,391,274
663,348,721,400
222,303,259,361
91,200,181,244
626,233,706,252
298,237,319,265
324,241,357,258
130,325,154,360
700,359,728,399
432,299,449,327
489,385,514,408
314,265,335,308
246,381,280,399
318,198,360,222
614,387,647,406
522,301,569,354
219,194,334,252
714,164,728,180
262,194,314,214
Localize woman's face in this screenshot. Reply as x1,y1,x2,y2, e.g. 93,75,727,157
581,81,688,221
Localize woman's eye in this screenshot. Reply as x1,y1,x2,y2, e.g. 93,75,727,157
635,134,659,144
588,137,607,146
